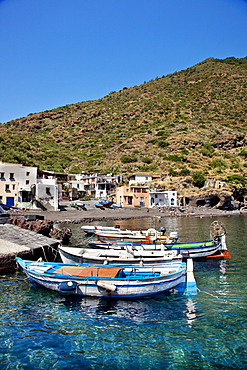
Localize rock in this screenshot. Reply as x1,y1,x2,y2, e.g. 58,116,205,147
7,217,54,237
49,228,72,244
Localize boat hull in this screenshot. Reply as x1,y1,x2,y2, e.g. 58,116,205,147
88,240,225,259
58,246,182,266
81,225,121,236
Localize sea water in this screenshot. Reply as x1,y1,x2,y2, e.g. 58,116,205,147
0,215,247,369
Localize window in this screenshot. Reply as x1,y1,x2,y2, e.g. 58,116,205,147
26,172,30,176
5,184,10,192
26,180,29,185
0,173,4,179
9,173,14,180
46,187,51,195
0,196,2,201
12,184,15,190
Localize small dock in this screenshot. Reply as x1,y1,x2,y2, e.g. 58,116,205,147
0,224,61,274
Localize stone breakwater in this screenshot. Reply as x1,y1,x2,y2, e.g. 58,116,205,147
0,224,61,275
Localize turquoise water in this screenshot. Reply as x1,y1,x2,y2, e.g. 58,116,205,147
0,215,247,369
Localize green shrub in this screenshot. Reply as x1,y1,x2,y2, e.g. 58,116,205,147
139,164,158,172
164,154,184,162
141,156,153,164
120,155,138,164
192,172,206,188
158,140,169,148
210,158,227,169
239,150,247,159
227,174,247,187
181,148,189,155
200,143,215,156
179,168,190,175
169,167,178,176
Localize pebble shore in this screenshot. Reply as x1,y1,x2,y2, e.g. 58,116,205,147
7,200,241,224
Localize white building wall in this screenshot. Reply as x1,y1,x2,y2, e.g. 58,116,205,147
149,191,177,207
35,181,59,211
129,174,153,185
0,162,37,190
0,162,37,207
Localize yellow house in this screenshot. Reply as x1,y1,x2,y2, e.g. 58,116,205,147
116,184,149,207
0,180,18,206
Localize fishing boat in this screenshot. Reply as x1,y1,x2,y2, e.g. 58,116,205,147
90,221,231,259
58,245,182,266
100,201,114,208
16,257,196,298
94,203,105,210
81,224,122,236
94,227,175,243
88,239,228,259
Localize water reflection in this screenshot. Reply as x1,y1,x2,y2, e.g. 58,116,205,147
57,294,198,327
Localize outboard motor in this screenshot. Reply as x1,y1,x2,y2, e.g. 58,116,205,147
169,231,178,242
160,227,166,236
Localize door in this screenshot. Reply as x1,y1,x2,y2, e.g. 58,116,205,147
6,197,14,206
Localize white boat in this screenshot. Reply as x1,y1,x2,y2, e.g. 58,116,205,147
94,227,177,243
90,221,230,260
16,257,196,298
81,225,123,235
88,238,229,259
58,245,182,266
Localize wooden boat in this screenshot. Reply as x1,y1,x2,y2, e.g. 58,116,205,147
100,201,114,208
81,224,121,236
94,227,175,243
88,239,228,259
95,203,105,209
70,202,87,211
91,221,231,260
58,245,182,266
16,257,196,298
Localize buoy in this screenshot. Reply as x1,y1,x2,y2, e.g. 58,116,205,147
97,280,116,292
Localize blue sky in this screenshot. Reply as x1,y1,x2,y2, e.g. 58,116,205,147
0,0,246,124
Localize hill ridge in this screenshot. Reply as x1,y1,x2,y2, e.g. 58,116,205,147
0,56,247,189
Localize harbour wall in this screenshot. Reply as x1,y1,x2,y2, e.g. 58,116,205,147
0,223,61,274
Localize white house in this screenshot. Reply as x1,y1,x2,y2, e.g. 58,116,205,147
0,162,37,207
128,173,160,186
148,190,177,208
71,172,123,199
0,163,59,211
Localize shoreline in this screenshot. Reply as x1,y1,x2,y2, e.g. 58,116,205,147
7,200,242,224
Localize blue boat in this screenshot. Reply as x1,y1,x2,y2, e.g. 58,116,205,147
16,257,197,298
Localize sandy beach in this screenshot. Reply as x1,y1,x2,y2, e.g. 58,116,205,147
7,200,240,224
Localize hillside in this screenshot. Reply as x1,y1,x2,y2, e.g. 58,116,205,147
1,56,247,188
